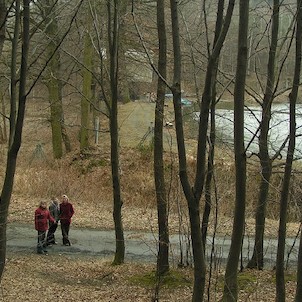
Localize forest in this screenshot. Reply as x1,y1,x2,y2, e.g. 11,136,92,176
1,0,302,301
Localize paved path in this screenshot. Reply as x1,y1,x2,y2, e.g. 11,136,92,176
6,222,300,268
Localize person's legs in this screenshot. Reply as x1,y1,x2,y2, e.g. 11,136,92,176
46,223,58,245
61,223,71,245
37,231,47,254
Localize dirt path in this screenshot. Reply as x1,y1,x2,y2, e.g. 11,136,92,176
6,222,299,269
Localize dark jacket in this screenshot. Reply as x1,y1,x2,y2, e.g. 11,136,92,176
60,202,74,225
35,207,55,231
49,201,60,222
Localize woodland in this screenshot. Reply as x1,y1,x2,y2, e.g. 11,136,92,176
1,0,302,301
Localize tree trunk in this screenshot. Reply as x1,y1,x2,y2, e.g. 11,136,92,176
155,0,169,276
0,0,6,58
44,0,64,159
222,0,249,300
247,0,279,270
80,10,93,151
169,1,207,300
277,1,301,300
201,0,226,249
107,0,125,265
0,0,30,280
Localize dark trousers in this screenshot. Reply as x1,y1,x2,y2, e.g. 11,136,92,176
37,230,47,253
61,223,71,245
46,223,58,244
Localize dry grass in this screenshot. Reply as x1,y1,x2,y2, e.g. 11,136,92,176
0,98,301,301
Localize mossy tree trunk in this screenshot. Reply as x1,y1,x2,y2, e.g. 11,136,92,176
43,0,64,159
222,0,249,300
43,0,72,158
80,10,93,151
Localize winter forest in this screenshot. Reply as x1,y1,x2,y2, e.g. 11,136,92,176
1,0,302,301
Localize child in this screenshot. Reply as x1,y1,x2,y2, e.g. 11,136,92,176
35,200,56,255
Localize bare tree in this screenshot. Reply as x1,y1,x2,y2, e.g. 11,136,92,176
294,4,302,302
276,1,302,300
222,0,249,300
201,0,234,250
0,0,30,280
169,0,235,299
80,6,93,151
247,0,280,270
0,0,5,58
107,0,125,265
154,0,169,277
36,0,72,158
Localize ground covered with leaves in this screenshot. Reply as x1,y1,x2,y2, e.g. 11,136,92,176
1,252,297,301
0,100,300,301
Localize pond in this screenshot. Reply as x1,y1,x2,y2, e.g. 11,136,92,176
193,104,302,159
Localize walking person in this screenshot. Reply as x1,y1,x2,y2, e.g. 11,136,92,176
60,194,74,246
46,197,60,246
35,200,56,255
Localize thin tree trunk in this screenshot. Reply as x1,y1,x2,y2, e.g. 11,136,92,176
155,0,169,276
107,0,125,265
222,0,249,300
247,0,279,270
0,0,6,58
277,1,301,300
0,0,30,280
201,0,226,249
170,1,206,300
295,24,302,289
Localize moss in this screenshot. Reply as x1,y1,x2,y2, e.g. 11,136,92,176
271,271,297,283
128,269,191,289
216,271,258,292
237,272,258,291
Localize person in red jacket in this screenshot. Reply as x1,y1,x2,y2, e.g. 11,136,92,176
35,200,56,255
60,194,74,246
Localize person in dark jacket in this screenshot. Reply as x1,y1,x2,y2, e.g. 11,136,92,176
46,197,60,246
60,194,74,246
35,200,56,255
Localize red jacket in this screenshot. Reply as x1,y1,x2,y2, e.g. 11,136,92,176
60,202,74,225
35,207,55,231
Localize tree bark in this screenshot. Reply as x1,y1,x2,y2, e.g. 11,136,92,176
155,0,169,276
247,0,279,270
107,0,125,265
0,0,6,58
43,0,64,159
169,1,207,300
201,0,228,250
80,10,93,151
277,0,301,300
0,0,30,280
222,0,249,300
